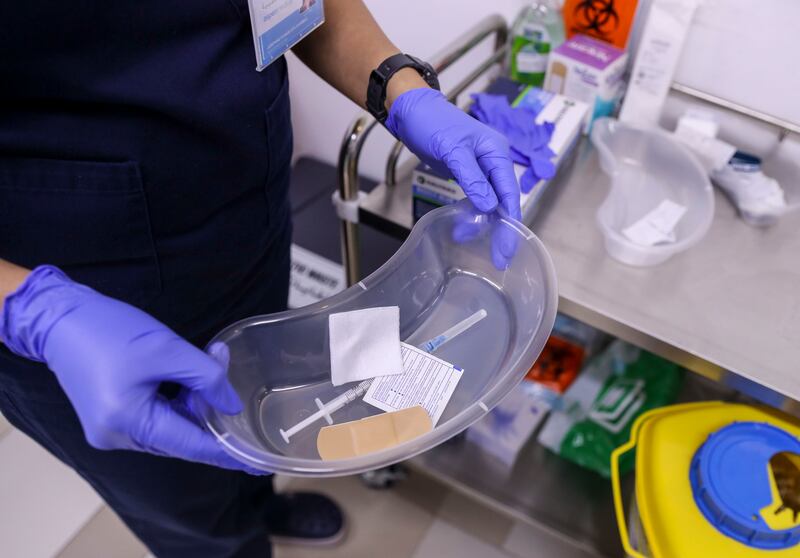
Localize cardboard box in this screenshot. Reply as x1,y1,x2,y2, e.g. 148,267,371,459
544,34,628,133
412,78,587,222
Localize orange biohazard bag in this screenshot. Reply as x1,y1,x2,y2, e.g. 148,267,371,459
562,0,639,49
525,335,586,393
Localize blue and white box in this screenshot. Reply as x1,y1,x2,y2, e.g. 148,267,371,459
466,384,551,467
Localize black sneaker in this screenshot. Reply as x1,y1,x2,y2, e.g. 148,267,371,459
266,492,346,547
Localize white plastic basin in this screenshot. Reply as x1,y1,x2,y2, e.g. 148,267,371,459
591,118,715,266
198,200,558,476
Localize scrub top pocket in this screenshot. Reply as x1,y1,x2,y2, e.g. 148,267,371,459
0,157,162,308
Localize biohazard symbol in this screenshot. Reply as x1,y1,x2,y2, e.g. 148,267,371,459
571,0,620,39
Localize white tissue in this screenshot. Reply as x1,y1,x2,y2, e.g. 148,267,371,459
623,199,687,246
328,306,403,387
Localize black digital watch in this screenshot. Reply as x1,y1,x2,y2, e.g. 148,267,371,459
366,53,440,125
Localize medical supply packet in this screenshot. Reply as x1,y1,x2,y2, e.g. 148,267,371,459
363,343,463,427
544,35,628,133
248,0,325,71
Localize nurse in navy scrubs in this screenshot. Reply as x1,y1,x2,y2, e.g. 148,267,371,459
0,2,521,556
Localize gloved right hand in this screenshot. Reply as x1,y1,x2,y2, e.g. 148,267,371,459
386,88,522,269
386,88,522,221
0,265,255,473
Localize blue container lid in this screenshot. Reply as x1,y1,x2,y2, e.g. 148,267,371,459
690,421,800,550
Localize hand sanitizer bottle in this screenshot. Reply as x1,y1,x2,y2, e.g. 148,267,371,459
509,1,565,87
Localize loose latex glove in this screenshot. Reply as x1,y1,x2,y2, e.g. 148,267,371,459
509,121,556,193
386,88,522,222
0,265,255,473
519,146,556,194
470,93,556,194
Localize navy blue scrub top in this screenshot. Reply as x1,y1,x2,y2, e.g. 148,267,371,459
0,2,294,348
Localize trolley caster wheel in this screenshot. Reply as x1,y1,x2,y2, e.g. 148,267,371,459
360,464,408,489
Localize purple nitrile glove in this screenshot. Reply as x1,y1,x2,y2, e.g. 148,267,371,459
469,93,557,194
470,93,521,133
0,265,259,473
387,88,522,222
451,203,521,271
520,144,557,194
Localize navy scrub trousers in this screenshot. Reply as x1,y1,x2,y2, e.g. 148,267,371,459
0,3,296,557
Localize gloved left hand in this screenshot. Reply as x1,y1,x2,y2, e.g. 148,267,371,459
386,88,522,222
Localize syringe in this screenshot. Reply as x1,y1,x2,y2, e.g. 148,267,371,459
278,308,488,444
422,309,487,352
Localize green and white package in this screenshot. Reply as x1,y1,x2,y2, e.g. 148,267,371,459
537,340,684,477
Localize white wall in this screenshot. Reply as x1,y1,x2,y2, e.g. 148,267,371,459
287,1,528,181
636,0,795,156
674,0,799,129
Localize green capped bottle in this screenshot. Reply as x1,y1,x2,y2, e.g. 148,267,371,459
509,1,565,86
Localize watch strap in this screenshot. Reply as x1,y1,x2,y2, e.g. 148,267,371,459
367,53,440,124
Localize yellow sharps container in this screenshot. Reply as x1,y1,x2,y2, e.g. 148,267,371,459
611,402,800,557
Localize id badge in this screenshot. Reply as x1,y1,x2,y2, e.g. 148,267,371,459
247,0,325,71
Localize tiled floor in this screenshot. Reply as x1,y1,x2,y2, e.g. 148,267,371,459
413,519,515,558
56,506,147,558
274,474,448,558
0,411,597,558
0,427,102,558
503,521,601,558
435,491,514,548
0,410,11,438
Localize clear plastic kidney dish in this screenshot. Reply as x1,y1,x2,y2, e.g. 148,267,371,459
197,200,558,476
591,117,715,266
